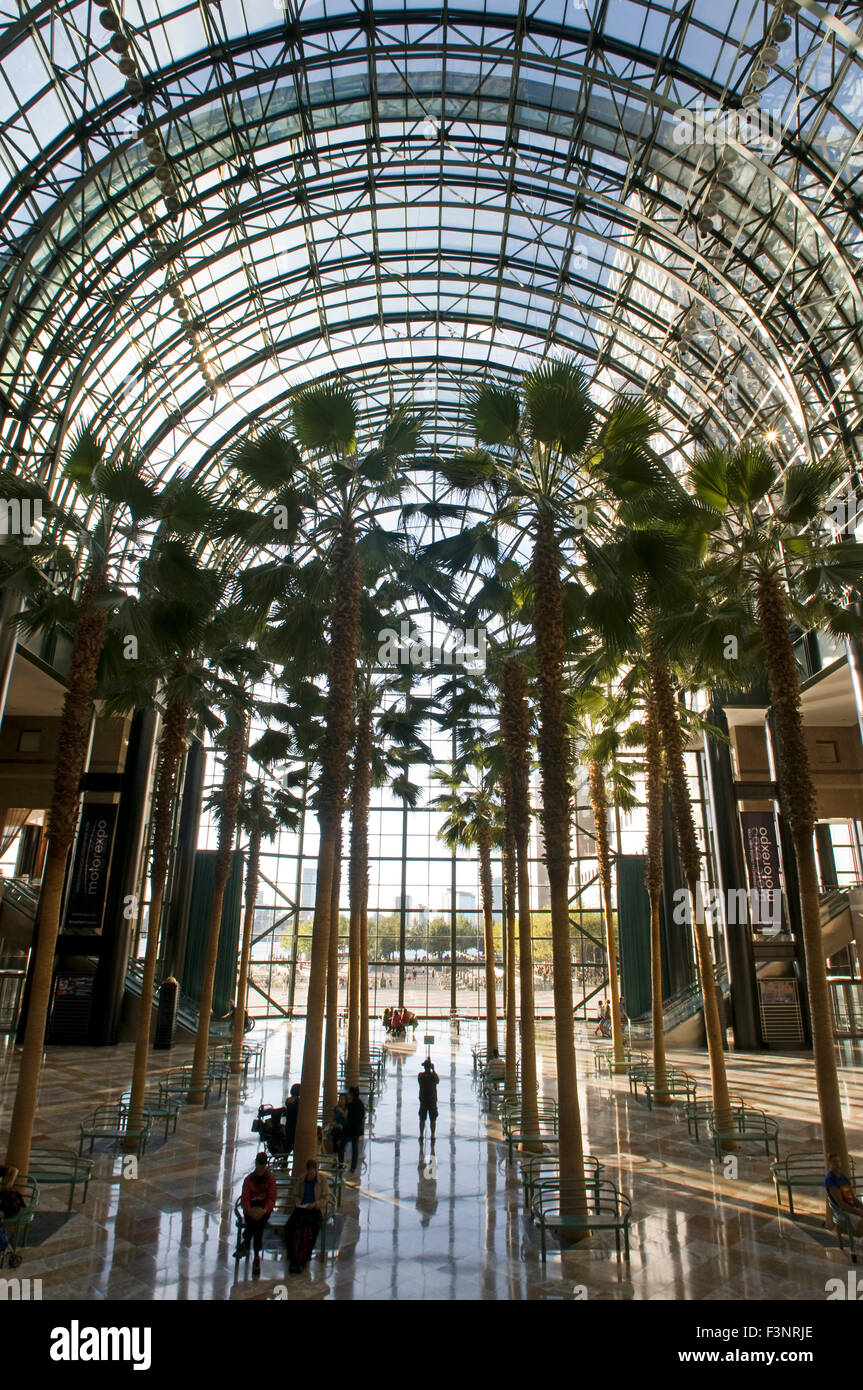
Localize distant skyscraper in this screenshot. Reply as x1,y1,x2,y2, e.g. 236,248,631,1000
300,866,316,915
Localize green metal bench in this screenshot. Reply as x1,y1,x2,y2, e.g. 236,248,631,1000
771,1152,858,1219
0,1176,39,1268
120,1090,181,1143
684,1093,745,1142
501,1099,558,1139
644,1068,697,1110
78,1103,152,1158
27,1148,93,1211
233,1186,338,1264
520,1153,603,1210
506,1121,560,1163
157,1066,213,1109
827,1190,862,1263
531,1178,632,1262
709,1105,780,1161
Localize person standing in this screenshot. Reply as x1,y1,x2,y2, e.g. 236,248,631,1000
235,1152,277,1277
338,1085,366,1173
418,1058,440,1143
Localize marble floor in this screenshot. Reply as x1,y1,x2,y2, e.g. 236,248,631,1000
0,1020,860,1301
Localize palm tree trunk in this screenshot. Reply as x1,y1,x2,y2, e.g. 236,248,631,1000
500,658,540,1140
230,791,262,1076
5,581,108,1178
128,697,189,1128
501,773,519,1097
292,524,361,1177
588,758,624,1073
188,717,247,1104
644,687,670,1104
359,884,370,1069
756,571,849,1168
648,636,733,1136
323,825,343,1116
531,517,586,1218
477,822,499,1055
347,697,372,1086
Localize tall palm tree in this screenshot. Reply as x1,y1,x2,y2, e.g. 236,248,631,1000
288,388,424,1175
643,684,671,1105
1,428,161,1178
440,364,654,1208
499,656,540,1136
229,775,302,1074
689,444,863,1166
432,768,504,1055
99,540,227,1134
188,626,268,1103
569,689,640,1074
322,822,344,1117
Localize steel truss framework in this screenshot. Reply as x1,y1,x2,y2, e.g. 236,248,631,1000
0,0,862,508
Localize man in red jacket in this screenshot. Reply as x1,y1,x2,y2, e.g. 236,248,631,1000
236,1152,277,1277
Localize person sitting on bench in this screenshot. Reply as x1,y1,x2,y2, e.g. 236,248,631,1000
825,1152,863,1235
485,1048,505,1080
284,1158,331,1274
236,1153,277,1277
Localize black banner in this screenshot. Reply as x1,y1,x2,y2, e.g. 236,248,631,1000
64,803,118,934
740,809,786,934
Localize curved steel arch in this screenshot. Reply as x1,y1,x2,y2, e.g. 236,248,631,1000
1,1,862,500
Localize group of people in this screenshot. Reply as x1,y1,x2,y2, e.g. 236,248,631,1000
235,1057,445,1276
383,1005,415,1038
237,1083,367,1277
237,1153,331,1276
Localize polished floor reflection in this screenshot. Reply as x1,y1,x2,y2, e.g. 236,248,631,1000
0,1021,860,1300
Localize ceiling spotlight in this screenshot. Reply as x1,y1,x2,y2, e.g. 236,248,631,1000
762,43,780,65
774,19,792,41
751,68,769,90
742,90,760,109
764,429,779,443
98,7,120,30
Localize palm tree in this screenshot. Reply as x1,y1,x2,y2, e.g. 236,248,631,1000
432,768,504,1056
689,444,863,1166
322,823,344,1117
229,775,302,1074
499,656,540,1135
346,689,372,1087
1,428,161,1178
569,689,640,1074
288,388,424,1175
643,684,671,1105
441,364,653,1208
188,626,268,1104
99,541,227,1134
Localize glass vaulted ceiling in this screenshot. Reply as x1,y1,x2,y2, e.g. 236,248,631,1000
1,0,863,529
